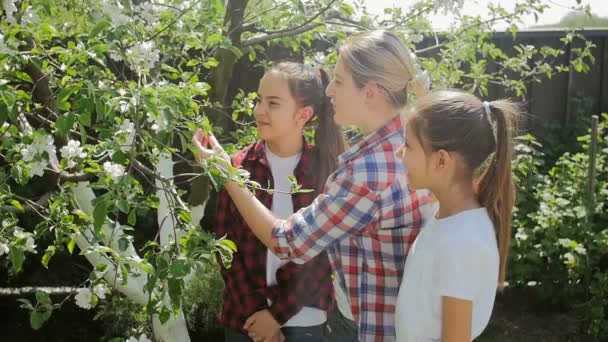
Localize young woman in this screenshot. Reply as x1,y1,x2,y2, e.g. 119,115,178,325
214,62,345,342
395,90,519,341
195,31,436,341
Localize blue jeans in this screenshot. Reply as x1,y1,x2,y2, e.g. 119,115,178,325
324,309,358,342
225,324,325,342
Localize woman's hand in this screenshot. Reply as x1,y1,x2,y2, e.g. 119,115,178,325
191,128,229,165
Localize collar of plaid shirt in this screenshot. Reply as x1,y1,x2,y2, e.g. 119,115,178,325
339,115,403,164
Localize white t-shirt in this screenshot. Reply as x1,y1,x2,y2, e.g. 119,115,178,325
395,207,499,341
265,146,327,327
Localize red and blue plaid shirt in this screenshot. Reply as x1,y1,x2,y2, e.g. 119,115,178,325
271,116,435,341
215,140,334,334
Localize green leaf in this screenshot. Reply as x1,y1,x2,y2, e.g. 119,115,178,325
92,200,109,230
116,200,129,214
128,209,137,225
167,277,183,307
56,85,80,111
205,33,223,46
41,246,56,268
90,20,111,37
219,239,237,253
10,199,24,212
169,258,190,279
0,90,17,122
35,290,52,306
17,298,34,311
55,113,75,137
159,306,171,324
67,238,76,255
10,246,25,273
30,309,52,330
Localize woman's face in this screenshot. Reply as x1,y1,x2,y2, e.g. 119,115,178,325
325,57,366,127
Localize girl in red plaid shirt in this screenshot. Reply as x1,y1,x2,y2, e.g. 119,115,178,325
214,62,346,342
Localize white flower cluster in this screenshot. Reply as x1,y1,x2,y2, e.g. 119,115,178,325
102,0,130,27
115,119,136,152
20,135,55,177
13,228,37,254
2,0,17,24
0,33,11,55
126,41,160,72
74,284,108,310
433,0,465,14
127,334,152,342
59,140,87,169
103,161,125,181
134,2,159,26
22,6,39,25
0,240,10,256
146,112,168,132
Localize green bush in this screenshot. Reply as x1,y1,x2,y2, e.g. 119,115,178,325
509,113,608,337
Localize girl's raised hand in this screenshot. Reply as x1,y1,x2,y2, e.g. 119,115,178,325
192,128,229,164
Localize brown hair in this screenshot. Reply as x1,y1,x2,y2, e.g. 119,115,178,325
409,90,519,286
269,62,346,192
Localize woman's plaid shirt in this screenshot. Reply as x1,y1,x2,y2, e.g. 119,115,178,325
271,116,436,341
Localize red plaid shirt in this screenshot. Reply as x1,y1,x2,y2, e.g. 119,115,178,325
214,140,334,333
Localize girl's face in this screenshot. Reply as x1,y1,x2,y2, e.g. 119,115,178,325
397,121,436,190
254,71,311,143
325,57,366,127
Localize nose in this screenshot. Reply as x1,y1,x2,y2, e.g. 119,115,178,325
325,80,335,97
254,102,264,118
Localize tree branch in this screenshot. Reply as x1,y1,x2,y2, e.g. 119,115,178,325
240,0,343,47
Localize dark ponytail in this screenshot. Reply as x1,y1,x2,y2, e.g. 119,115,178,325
313,68,346,192
269,62,346,193
409,90,519,287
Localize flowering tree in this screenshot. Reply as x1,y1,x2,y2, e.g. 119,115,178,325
0,0,594,341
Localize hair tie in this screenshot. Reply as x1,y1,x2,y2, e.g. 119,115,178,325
483,101,492,118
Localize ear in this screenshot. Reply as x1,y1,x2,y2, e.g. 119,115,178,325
434,149,453,171
296,106,314,124
363,81,381,104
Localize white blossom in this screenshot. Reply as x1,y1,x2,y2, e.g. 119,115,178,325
30,160,47,177
2,0,17,24
92,284,108,299
109,51,124,62
116,119,135,152
13,228,28,239
22,6,39,25
0,242,9,256
103,162,125,181
0,33,11,55
574,245,587,255
146,112,168,132
563,252,575,267
135,3,159,25
102,1,130,27
74,288,93,309
126,41,160,71
127,334,152,342
60,140,87,169
433,0,465,14
25,237,37,253
514,229,528,241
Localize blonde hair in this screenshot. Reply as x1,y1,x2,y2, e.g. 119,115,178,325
339,30,429,108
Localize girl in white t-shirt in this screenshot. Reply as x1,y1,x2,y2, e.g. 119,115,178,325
395,90,519,341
